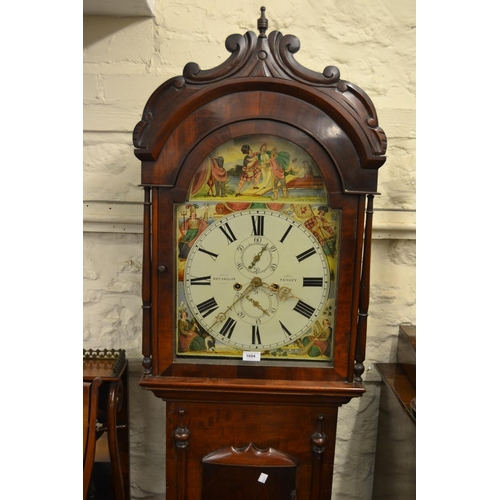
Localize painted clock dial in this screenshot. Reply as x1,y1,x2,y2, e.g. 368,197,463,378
183,209,330,350
176,134,340,363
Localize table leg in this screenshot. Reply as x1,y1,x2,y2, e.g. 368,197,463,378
108,380,125,500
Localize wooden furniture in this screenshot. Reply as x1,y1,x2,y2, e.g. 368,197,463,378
133,7,386,499
83,349,130,500
84,377,102,500
372,325,416,499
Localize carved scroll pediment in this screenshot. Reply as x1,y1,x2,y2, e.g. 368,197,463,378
182,30,341,86
183,7,341,87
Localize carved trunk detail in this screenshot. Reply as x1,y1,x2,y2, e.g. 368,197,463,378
173,409,190,500
310,415,328,498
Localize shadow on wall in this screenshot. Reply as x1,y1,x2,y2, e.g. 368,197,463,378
127,359,166,499
83,15,151,50
333,380,382,500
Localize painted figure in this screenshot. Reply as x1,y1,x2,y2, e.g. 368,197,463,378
178,204,209,259
269,147,289,199
208,153,228,197
235,144,261,196
304,206,337,257
299,318,332,357
178,310,206,352
256,143,273,189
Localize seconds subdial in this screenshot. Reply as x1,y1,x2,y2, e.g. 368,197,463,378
235,236,279,279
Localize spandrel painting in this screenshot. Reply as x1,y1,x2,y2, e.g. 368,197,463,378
175,135,340,364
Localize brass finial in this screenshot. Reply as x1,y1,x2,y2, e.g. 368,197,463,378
257,6,268,38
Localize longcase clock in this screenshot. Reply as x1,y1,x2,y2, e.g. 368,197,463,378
133,8,386,499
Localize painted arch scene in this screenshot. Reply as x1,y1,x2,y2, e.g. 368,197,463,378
188,134,328,203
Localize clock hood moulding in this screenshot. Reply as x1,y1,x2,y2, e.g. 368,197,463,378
133,8,387,193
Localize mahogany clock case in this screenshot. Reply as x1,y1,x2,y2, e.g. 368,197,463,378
133,8,387,500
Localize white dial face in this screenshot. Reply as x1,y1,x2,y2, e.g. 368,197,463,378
183,209,330,351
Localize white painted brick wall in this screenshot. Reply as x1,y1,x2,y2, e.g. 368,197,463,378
83,1,416,498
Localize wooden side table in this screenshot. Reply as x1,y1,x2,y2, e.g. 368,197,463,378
372,325,416,500
83,349,130,500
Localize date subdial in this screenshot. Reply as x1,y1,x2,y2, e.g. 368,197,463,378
234,236,279,279
234,285,278,325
